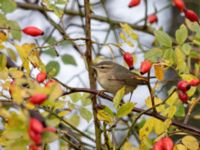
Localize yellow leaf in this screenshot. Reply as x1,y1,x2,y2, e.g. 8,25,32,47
120,32,126,42
175,48,189,73
139,118,154,139
113,86,125,109
8,68,23,79
154,64,164,80
16,43,36,75
29,50,45,70
122,142,134,150
166,92,178,106
58,111,70,117
97,109,114,125
164,119,172,129
25,102,35,110
145,97,164,113
0,68,8,79
182,136,199,150
0,31,7,43
47,83,63,102
154,118,165,135
175,144,187,150
120,23,138,40
162,106,176,118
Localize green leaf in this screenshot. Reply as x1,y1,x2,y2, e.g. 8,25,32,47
175,48,189,73
117,102,135,118
144,48,163,62
8,21,21,40
162,49,175,66
42,48,58,57
176,24,188,45
80,107,92,122
61,54,77,66
81,93,91,106
175,103,185,117
113,87,125,109
70,93,81,103
68,114,80,126
154,30,172,48
0,0,16,13
46,117,60,127
182,43,191,55
46,61,60,77
42,132,58,143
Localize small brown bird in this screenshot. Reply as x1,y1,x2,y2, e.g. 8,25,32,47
92,61,148,94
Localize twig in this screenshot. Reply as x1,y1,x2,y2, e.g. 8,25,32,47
41,107,95,142
16,2,155,35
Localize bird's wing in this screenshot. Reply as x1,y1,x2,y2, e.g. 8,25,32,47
109,71,148,86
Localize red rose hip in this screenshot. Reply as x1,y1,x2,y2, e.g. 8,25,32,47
153,137,174,150
178,91,188,103
22,26,44,37
128,0,141,7
147,14,158,24
28,128,42,144
29,93,47,105
30,118,44,134
45,79,56,88
184,9,199,22
36,72,47,83
189,79,200,86
177,80,191,92
140,60,152,74
123,52,134,69
173,0,185,12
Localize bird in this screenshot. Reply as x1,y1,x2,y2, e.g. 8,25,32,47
92,61,148,94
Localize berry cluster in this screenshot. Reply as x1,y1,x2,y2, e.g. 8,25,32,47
128,0,199,24
28,118,56,150
177,79,200,103
123,51,152,74
173,0,199,23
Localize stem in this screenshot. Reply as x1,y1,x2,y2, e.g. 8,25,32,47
84,0,102,149
147,72,156,112
184,98,200,124
103,123,111,150
144,0,148,27
42,107,95,142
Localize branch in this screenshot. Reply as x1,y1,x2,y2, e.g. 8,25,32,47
16,2,155,35
84,0,101,150
62,87,200,136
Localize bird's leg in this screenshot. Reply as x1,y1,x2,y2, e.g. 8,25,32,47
97,90,107,96
129,91,134,102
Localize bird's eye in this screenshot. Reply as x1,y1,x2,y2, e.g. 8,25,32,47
100,66,105,69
